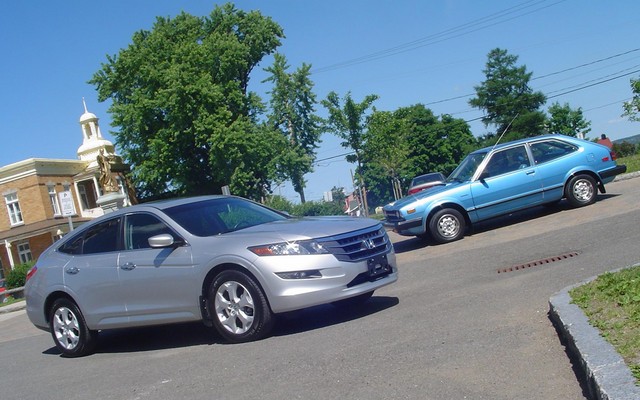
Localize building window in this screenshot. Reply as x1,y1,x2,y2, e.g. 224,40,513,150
49,185,61,216
77,180,98,210
17,242,33,264
4,192,23,226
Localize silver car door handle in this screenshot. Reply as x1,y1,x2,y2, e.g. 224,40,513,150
121,262,136,271
65,267,80,275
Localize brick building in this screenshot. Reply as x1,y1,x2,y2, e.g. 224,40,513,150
0,102,133,278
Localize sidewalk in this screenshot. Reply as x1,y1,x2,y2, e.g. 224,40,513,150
0,300,25,315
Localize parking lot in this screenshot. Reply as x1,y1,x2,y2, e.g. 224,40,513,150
1,177,638,400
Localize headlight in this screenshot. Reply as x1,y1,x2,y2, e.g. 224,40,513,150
248,240,329,256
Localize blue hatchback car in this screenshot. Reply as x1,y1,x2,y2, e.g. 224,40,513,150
383,134,627,244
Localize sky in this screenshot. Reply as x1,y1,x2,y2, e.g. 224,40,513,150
1,0,639,204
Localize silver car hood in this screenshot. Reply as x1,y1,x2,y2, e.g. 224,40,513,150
224,216,381,243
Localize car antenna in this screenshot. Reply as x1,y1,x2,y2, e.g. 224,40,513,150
492,113,519,151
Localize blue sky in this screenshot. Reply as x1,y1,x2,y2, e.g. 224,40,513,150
1,1,639,203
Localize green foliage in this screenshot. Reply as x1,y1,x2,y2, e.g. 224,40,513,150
545,102,591,137
570,265,640,383
613,141,638,158
89,3,285,201
361,104,476,206
264,195,344,216
469,48,547,139
263,53,323,203
623,78,640,121
322,91,379,164
291,200,344,216
263,195,294,214
617,152,640,172
5,262,33,288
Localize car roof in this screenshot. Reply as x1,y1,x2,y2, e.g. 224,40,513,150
471,134,580,154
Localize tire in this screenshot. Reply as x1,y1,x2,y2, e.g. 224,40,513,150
428,208,465,244
209,270,273,343
565,174,597,207
49,298,97,357
331,291,374,308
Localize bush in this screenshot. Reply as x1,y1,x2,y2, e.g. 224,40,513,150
612,141,637,158
5,262,33,289
292,200,345,216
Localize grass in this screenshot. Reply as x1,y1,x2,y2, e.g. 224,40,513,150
570,265,640,383
567,154,640,383
0,296,25,308
617,153,640,173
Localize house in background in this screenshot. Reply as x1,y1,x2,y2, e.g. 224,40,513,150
0,102,133,278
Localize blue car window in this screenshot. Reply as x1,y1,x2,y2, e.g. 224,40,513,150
530,140,577,164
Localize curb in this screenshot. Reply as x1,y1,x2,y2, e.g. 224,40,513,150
549,270,640,400
0,300,26,314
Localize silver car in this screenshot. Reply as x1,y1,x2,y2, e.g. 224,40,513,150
25,196,397,357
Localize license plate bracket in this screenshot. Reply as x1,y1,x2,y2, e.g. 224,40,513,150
367,254,390,277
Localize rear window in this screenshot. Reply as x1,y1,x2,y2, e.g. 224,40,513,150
530,140,578,164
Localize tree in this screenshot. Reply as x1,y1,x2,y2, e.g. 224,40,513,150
546,102,591,137
361,105,475,206
469,48,546,141
623,78,640,122
263,53,322,203
89,4,285,200
322,91,378,215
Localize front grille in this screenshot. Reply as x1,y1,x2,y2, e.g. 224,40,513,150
319,224,392,262
383,210,403,223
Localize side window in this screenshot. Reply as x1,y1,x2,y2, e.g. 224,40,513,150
82,218,120,254
483,145,530,178
124,213,175,250
59,234,84,255
57,219,119,255
530,140,578,164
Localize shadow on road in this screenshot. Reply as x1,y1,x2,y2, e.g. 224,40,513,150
42,296,399,356
390,194,619,254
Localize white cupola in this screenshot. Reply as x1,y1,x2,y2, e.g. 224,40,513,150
77,98,115,167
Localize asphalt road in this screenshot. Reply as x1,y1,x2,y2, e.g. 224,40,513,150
1,177,638,400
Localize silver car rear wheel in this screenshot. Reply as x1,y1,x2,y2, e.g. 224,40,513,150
49,298,97,357
210,270,273,343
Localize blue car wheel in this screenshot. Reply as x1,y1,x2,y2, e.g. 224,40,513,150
429,208,465,244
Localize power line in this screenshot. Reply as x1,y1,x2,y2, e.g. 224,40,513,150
312,0,566,74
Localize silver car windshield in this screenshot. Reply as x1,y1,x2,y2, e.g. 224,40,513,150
447,151,487,183
164,198,288,236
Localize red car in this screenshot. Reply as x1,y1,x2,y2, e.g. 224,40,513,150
407,172,446,195
0,279,7,303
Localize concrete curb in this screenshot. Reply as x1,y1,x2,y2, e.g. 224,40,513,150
0,300,25,314
549,267,640,400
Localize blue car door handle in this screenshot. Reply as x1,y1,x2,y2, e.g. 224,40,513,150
121,262,136,271
526,170,536,175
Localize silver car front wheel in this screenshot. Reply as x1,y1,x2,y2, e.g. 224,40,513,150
209,270,273,343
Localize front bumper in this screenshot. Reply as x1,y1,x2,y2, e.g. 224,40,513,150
259,250,398,313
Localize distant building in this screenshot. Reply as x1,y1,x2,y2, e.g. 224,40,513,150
0,101,133,277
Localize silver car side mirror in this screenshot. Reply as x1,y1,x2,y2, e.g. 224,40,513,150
148,234,177,248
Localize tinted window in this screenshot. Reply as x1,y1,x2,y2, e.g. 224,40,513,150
124,213,176,250
58,234,84,255
530,140,577,164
